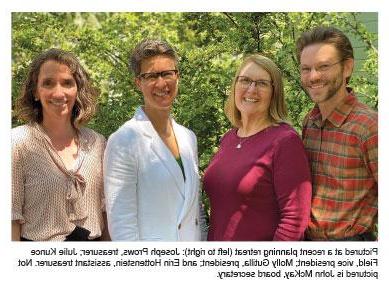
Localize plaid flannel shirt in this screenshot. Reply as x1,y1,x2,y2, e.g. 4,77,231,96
302,90,378,240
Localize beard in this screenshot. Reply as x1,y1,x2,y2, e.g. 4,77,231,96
303,68,345,104
319,75,343,102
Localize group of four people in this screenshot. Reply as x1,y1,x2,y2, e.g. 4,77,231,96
12,26,377,241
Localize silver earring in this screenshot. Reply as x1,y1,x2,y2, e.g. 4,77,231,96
34,97,39,101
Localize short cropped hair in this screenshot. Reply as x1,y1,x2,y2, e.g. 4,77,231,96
130,39,178,76
16,48,98,127
224,54,288,128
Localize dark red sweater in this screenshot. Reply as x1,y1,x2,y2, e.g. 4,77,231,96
203,124,312,241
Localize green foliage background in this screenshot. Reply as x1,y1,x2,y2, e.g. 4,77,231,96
12,12,378,220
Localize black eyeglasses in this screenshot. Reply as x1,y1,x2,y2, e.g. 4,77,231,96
138,69,178,82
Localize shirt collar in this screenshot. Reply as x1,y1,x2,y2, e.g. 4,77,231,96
309,88,357,128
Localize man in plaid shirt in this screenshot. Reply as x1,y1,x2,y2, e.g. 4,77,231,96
296,26,378,241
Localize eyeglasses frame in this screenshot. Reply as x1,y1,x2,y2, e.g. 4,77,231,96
235,76,273,91
138,69,179,82
299,59,344,75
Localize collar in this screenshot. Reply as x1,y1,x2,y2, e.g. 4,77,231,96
134,106,176,138
309,88,357,128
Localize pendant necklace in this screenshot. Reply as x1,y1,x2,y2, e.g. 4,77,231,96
236,137,249,149
236,131,252,149
236,123,272,149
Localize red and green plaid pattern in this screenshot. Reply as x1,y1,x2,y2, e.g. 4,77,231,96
302,91,378,240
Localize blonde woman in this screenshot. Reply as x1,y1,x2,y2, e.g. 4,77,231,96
203,54,312,241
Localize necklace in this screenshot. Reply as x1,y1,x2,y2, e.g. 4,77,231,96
236,137,249,149
235,123,272,149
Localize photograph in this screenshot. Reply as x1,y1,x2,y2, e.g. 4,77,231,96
1,1,386,285
11,11,378,242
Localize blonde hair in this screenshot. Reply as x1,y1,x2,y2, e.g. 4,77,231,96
224,54,288,127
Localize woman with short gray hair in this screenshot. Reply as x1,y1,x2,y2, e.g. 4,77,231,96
104,39,203,241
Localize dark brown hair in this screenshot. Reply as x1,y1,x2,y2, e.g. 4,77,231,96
296,26,354,63
296,26,354,83
16,48,98,127
129,39,178,76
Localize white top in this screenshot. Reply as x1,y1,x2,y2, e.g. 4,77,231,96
103,107,201,241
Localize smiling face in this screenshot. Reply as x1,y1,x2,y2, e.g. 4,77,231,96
135,55,178,112
300,43,353,105
35,60,78,123
234,62,273,121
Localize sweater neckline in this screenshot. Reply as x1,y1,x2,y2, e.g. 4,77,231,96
234,123,278,139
